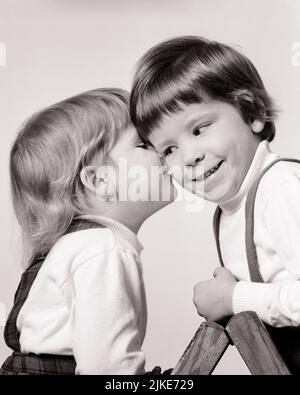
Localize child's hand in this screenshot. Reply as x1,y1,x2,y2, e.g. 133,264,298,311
193,267,237,322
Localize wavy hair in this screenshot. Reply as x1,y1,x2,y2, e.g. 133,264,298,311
10,88,130,265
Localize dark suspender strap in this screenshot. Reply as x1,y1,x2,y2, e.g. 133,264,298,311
245,158,300,282
4,218,105,352
4,256,45,351
213,206,224,267
213,158,300,283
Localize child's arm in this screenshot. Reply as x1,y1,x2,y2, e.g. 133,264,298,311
193,267,237,322
232,178,300,327
70,249,146,374
195,176,300,326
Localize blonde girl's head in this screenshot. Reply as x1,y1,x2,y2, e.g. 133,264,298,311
10,88,130,265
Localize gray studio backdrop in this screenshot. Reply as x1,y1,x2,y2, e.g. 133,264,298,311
0,0,299,374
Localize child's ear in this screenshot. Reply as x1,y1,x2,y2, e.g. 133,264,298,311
80,166,98,192
80,165,117,202
251,119,265,134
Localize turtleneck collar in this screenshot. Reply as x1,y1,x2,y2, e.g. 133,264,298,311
75,214,144,256
219,141,279,215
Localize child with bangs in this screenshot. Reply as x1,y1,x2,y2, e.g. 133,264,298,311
130,36,300,373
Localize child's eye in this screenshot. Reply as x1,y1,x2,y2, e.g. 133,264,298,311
193,123,212,136
163,146,177,158
136,141,151,150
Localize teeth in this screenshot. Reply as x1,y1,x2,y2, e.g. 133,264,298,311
191,161,223,182
204,162,221,179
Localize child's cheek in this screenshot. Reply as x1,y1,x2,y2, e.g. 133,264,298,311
171,168,184,187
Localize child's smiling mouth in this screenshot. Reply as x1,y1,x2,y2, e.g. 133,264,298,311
192,160,224,182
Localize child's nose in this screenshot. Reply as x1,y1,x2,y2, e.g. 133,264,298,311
182,148,205,166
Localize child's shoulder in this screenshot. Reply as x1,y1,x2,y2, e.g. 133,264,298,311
256,159,300,207
43,227,118,285
58,226,116,256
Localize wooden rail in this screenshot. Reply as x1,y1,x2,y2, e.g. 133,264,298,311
172,321,230,375
172,311,291,375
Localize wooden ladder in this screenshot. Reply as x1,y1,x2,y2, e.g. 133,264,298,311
171,311,291,375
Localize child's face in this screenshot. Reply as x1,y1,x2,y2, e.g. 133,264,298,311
109,126,175,209
148,99,261,203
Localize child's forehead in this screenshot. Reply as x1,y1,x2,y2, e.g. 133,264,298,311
112,125,141,152
150,100,221,138
117,124,138,140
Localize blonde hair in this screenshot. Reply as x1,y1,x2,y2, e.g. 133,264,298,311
10,88,130,265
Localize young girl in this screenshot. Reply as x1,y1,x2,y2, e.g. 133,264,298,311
0,88,175,375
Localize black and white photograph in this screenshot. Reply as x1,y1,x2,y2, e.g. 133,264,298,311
0,0,300,377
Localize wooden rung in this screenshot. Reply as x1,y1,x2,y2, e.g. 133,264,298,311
171,321,230,375
226,311,291,375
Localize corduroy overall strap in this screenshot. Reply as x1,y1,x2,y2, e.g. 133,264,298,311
4,218,104,352
213,158,300,282
4,256,45,351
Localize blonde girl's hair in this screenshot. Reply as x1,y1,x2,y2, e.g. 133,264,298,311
10,88,130,266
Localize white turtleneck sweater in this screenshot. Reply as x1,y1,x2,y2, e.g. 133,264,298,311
219,141,300,327
17,216,147,375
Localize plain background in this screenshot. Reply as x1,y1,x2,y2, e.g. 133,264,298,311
0,0,299,374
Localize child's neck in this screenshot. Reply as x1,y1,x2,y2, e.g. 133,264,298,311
105,210,142,235
87,191,158,234
96,203,150,235
219,141,277,214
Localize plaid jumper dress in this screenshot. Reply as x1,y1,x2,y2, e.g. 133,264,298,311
0,219,103,375
213,158,300,375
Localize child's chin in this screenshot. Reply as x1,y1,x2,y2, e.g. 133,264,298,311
183,185,205,199
202,190,226,204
